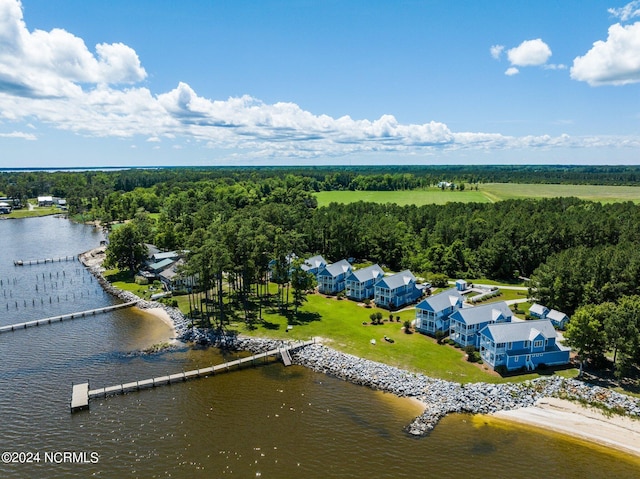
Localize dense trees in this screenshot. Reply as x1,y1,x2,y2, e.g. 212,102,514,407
7,167,640,375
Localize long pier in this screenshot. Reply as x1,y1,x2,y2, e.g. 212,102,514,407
0,301,138,334
14,255,77,266
70,339,315,412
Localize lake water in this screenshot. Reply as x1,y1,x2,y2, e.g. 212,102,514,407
1,216,639,478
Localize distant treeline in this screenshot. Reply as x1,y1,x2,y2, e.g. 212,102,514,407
3,165,640,201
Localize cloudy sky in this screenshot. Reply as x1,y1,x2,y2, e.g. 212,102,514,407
1,0,639,167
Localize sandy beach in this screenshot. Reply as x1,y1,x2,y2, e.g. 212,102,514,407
136,306,178,341
491,397,640,457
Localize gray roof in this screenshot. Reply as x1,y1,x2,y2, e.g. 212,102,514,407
546,309,568,322
450,301,512,326
301,255,327,272
480,319,557,343
529,303,549,316
376,270,416,290
319,259,351,278
153,251,179,261
347,264,384,283
416,287,462,312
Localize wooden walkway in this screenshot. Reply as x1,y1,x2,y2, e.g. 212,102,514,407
14,255,77,266
70,339,315,412
0,301,138,334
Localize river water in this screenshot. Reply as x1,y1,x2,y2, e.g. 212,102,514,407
0,216,639,478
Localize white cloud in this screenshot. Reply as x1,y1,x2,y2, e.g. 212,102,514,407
505,67,519,76
609,1,640,21
0,0,638,161
571,21,640,85
0,130,37,140
507,39,552,66
490,44,504,60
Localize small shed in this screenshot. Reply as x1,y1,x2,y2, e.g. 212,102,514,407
455,279,468,291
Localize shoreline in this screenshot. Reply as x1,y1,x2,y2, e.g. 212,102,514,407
135,306,178,342
489,397,640,458
78,245,640,454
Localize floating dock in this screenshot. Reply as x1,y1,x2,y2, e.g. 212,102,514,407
70,339,315,412
0,301,138,334
14,256,77,266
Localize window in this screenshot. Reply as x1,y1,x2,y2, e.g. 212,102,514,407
507,342,512,350
534,340,543,348
524,340,530,348
514,356,519,362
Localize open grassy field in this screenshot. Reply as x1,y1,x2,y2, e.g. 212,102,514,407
315,183,640,206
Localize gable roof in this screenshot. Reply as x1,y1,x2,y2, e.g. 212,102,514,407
148,258,175,272
153,251,179,261
346,264,384,283
318,259,351,278
449,301,512,326
480,319,557,343
416,287,463,312
529,303,549,316
375,270,416,290
546,309,568,322
301,255,327,272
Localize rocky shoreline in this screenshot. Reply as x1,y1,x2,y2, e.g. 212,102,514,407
78,247,640,437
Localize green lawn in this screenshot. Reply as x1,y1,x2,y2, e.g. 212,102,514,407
314,183,640,206
4,205,60,219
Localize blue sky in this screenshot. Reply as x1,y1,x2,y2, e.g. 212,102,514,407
1,0,639,167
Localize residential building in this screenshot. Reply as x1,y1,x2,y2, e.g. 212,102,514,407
374,270,423,309
449,301,512,348
546,309,570,329
345,264,384,301
301,255,328,278
479,320,571,372
529,303,549,319
414,287,463,335
317,260,353,294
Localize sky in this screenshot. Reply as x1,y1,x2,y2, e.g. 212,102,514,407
0,0,639,168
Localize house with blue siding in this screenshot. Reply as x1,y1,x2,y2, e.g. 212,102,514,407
317,260,353,294
345,264,384,301
529,303,549,319
373,270,423,309
414,287,463,335
546,309,570,329
301,255,327,278
449,301,512,348
478,320,571,372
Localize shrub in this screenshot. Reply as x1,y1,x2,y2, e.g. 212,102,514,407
435,330,446,344
403,320,413,333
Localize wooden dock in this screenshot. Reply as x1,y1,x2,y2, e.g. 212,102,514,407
0,301,138,334
70,339,315,412
14,255,77,266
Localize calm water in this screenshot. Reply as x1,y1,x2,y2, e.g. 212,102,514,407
1,216,639,478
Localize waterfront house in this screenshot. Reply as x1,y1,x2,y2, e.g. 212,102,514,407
317,259,353,294
345,264,384,301
414,287,463,335
546,309,570,329
374,270,423,309
529,303,549,319
37,196,54,206
301,255,328,278
478,319,571,372
449,301,512,348
152,251,180,262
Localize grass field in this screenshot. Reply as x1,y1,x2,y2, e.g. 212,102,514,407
315,183,640,206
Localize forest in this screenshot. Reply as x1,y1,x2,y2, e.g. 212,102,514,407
2,166,640,377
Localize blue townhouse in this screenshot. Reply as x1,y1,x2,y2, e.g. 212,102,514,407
529,303,549,319
414,287,463,336
478,319,571,372
301,255,328,278
345,264,385,301
317,259,353,294
373,270,423,309
449,301,513,349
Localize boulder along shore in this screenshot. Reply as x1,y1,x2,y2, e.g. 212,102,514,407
79,247,640,441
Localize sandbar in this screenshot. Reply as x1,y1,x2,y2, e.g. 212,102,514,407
491,397,640,457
